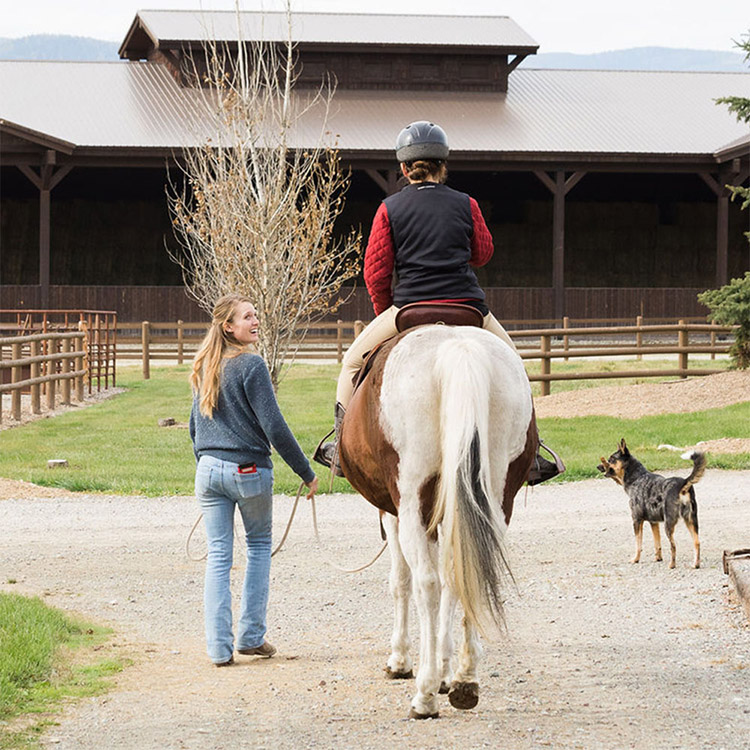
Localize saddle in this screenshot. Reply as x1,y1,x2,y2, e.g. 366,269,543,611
354,303,485,390
395,302,484,333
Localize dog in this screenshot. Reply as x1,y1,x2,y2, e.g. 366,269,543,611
597,439,705,569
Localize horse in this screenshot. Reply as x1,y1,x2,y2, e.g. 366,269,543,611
338,321,537,719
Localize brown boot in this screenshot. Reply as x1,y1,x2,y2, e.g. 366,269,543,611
313,403,345,477
527,440,566,485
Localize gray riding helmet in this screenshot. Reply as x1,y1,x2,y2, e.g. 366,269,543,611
395,121,449,163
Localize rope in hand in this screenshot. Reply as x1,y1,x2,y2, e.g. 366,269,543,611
186,481,387,573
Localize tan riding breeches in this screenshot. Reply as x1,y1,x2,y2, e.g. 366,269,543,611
335,305,518,408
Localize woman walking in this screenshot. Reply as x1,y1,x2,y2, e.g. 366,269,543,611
190,294,318,666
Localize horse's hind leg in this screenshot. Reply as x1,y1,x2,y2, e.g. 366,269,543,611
448,617,482,710
399,506,441,719
438,579,457,693
382,513,413,679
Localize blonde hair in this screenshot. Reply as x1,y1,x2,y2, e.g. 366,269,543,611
190,294,254,418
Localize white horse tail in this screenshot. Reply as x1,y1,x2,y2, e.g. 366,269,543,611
429,336,511,637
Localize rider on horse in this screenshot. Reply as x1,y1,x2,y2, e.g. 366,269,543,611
314,120,564,485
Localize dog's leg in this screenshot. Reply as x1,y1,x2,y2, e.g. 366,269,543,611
665,519,677,569
649,523,663,562
684,517,700,569
632,519,644,564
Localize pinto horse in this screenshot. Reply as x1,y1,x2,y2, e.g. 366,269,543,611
339,323,536,719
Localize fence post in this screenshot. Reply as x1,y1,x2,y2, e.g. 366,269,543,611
562,316,570,362
46,338,56,411
11,341,22,421
177,320,184,365
710,322,717,361
61,336,71,405
142,321,151,380
30,339,41,414
354,320,365,338
75,334,85,402
540,334,551,397
678,319,688,378
336,320,343,363
636,315,643,362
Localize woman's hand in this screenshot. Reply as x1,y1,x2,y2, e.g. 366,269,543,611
305,476,319,499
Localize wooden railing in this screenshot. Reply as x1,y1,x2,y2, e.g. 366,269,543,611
511,320,734,396
0,331,87,423
0,309,117,392
116,320,360,378
118,317,734,392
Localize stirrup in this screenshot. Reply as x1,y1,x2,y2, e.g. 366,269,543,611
527,440,566,486
313,432,344,477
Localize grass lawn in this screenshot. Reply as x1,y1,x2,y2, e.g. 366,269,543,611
0,593,125,750
0,360,746,496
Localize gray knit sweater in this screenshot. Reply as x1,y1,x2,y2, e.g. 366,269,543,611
189,353,315,483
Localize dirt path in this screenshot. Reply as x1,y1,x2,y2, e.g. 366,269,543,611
2,472,749,749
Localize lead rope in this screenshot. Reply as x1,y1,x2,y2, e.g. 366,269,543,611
186,481,387,573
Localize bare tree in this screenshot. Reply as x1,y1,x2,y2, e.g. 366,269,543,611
168,1,361,386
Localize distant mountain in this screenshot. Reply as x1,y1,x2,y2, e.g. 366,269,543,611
0,35,119,61
526,46,747,72
0,36,747,72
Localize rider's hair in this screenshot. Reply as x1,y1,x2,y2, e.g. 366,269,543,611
190,293,254,418
403,159,447,184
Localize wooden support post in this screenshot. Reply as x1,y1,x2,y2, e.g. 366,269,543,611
562,316,570,361
142,321,151,380
354,320,365,338
336,320,343,364
540,334,551,397
177,320,184,365
678,319,688,377
61,337,71,405
30,340,41,413
533,170,586,323
11,342,22,421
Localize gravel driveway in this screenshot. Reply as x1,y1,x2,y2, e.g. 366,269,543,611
1,471,749,750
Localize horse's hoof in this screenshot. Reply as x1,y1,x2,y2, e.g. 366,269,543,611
384,666,414,680
408,707,439,720
439,681,450,694
448,681,479,710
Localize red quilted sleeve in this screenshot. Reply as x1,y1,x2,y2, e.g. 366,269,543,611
364,203,395,316
469,197,494,267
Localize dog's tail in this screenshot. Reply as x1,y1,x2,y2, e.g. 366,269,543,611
679,450,707,496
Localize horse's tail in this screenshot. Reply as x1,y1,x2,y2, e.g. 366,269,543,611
429,336,511,637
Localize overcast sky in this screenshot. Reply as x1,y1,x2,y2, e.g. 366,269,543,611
1,0,749,54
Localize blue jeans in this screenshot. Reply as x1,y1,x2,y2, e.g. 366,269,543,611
195,455,274,664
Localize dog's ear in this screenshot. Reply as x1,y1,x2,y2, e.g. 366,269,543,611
619,438,629,456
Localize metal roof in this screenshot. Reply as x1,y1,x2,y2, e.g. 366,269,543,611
1,60,749,158
122,10,538,53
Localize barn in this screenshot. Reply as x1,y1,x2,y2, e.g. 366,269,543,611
1,9,749,323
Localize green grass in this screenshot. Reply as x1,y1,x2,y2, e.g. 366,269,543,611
0,360,746,496
0,593,125,750
539,401,750,481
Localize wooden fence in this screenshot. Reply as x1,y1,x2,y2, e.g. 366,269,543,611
0,309,117,392
0,331,87,423
118,317,734,394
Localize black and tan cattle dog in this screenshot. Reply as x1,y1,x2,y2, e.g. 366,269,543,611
597,439,705,569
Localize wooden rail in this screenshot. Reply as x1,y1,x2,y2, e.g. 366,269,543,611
0,331,87,423
117,318,734,393
0,309,117,392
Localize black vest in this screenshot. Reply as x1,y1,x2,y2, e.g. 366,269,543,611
384,183,485,308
